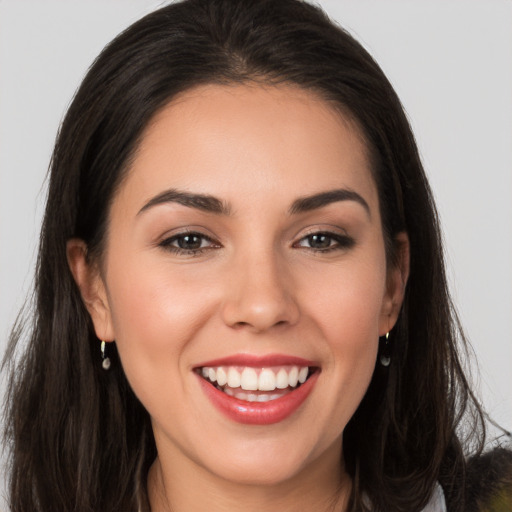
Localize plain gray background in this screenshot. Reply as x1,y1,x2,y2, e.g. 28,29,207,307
1,0,511,506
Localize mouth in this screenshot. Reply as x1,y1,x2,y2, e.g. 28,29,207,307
194,357,320,425
196,365,315,402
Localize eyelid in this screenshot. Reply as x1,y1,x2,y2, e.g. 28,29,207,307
156,225,219,243
291,224,349,243
292,225,355,252
157,227,222,255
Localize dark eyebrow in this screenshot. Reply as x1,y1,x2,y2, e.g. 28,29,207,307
137,188,231,216
289,189,370,217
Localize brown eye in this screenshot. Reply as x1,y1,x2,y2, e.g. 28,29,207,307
176,234,203,250
307,234,332,249
295,231,355,252
159,231,219,254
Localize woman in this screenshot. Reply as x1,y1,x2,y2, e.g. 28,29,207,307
2,0,507,510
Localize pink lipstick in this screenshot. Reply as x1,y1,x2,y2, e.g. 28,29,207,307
194,354,319,425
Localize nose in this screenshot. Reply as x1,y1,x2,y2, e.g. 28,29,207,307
221,249,300,333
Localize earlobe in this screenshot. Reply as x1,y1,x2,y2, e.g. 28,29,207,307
380,232,410,334
66,238,115,341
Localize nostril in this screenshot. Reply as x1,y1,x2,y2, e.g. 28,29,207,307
232,321,251,329
230,318,290,331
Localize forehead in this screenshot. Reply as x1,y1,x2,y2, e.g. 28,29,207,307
120,83,377,214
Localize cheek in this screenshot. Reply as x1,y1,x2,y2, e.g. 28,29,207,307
302,254,387,342
320,273,381,387
103,256,217,392
298,255,385,421
106,253,213,331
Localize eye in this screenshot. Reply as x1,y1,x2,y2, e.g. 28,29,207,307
159,231,219,255
295,231,354,252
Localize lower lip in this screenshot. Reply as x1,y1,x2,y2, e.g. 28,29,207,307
197,371,319,425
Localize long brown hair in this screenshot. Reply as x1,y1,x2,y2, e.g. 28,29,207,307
3,1,486,510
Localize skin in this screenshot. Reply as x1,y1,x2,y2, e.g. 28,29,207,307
68,84,409,512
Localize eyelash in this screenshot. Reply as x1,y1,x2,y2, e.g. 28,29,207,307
158,231,219,256
293,231,355,253
158,230,354,256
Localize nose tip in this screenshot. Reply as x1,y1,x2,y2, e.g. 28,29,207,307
221,264,299,332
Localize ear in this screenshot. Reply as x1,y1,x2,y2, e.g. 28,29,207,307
66,238,115,341
379,231,410,336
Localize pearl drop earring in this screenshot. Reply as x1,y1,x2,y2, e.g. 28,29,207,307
101,340,111,370
379,332,391,367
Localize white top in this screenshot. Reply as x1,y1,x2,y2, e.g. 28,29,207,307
420,483,447,512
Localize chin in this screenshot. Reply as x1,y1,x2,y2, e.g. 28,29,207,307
208,458,306,487
192,436,322,487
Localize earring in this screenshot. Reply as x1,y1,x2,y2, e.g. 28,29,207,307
101,340,111,370
379,332,391,367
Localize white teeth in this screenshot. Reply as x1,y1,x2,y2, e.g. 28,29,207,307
227,367,241,388
298,366,308,384
216,367,227,386
276,368,289,389
240,368,259,391
200,365,312,393
258,369,276,391
222,387,292,402
288,366,299,387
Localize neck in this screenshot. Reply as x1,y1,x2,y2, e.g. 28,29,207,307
148,448,352,512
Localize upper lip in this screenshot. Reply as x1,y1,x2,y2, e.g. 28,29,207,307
194,353,318,368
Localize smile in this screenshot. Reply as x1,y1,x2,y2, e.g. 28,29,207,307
195,355,320,425
199,365,310,401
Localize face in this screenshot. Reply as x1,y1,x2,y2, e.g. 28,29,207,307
70,84,407,489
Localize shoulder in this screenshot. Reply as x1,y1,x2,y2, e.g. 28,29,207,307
464,446,512,512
